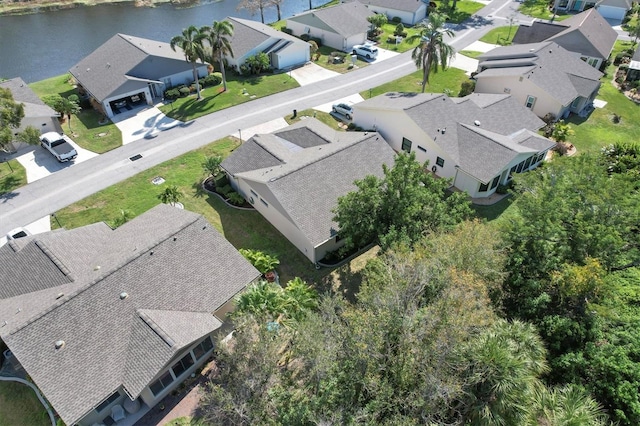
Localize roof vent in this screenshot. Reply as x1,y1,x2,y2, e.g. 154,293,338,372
474,120,481,126
15,308,21,314
94,265,101,271
120,292,129,300
441,127,446,134
56,293,64,299
2,321,7,327
55,340,65,350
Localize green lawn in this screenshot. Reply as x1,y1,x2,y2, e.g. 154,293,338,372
29,75,122,153
374,23,421,54
159,73,299,122
439,1,487,24
567,40,640,154
479,26,517,45
284,109,346,130
459,50,483,59
363,67,471,98
0,381,49,426
518,0,572,21
0,159,27,195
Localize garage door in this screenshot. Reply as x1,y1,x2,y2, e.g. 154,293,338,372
596,5,626,20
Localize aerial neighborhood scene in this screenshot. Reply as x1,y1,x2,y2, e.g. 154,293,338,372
1,0,640,424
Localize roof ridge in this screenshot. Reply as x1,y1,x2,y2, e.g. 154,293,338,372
35,240,74,280
118,33,151,55
137,309,176,348
7,213,203,336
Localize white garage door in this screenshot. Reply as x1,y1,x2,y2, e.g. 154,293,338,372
596,5,626,20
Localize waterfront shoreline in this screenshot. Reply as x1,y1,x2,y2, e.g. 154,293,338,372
0,0,201,16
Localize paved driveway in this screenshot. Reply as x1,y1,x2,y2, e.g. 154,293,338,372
112,105,183,145
15,140,98,183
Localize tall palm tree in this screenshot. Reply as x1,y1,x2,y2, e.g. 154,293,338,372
170,25,207,100
407,12,455,93
202,20,234,92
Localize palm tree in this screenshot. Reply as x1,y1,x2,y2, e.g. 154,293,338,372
157,185,182,207
202,20,234,92
529,384,607,426
202,155,223,179
407,12,455,93
170,25,207,100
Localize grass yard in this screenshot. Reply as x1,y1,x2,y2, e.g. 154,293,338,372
0,381,49,426
51,135,370,297
159,73,299,122
567,40,640,154
479,25,517,45
374,23,422,54
0,160,27,195
459,50,483,59
284,109,346,130
439,1,487,23
363,67,471,98
29,74,121,153
518,0,572,21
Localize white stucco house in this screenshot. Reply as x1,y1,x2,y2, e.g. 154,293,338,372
225,17,310,73
474,41,603,119
595,0,632,21
350,0,429,25
0,77,60,139
69,34,208,118
221,118,396,264
512,8,617,70
353,92,555,199
0,204,260,426
286,1,375,52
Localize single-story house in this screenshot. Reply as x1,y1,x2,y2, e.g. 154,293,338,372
0,204,260,426
595,0,632,21
0,77,60,140
225,17,310,73
221,118,396,264
353,92,555,198
512,8,617,69
346,0,428,25
474,41,603,119
69,33,208,118
626,45,640,81
286,1,375,52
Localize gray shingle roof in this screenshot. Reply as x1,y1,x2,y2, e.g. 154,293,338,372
289,1,374,38
477,41,603,105
227,17,308,59
513,22,567,44
226,118,396,246
356,92,553,183
348,0,426,13
1,204,260,425
0,77,57,119
69,34,193,102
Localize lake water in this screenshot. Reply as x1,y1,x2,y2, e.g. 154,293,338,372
0,0,327,83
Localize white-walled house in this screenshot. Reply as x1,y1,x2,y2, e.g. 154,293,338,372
351,0,429,25
512,9,617,70
70,34,208,118
225,17,310,72
221,118,396,264
0,77,60,139
474,42,603,119
0,204,260,426
354,92,555,198
286,1,374,52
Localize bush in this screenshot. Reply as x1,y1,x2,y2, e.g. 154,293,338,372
164,88,181,100
238,249,280,274
227,192,246,206
179,86,191,97
391,16,402,23
281,27,293,35
619,64,629,72
310,37,322,47
214,174,229,188
217,184,233,197
458,80,475,97
614,52,629,65
496,182,512,194
394,23,405,36
202,73,222,87
300,33,310,41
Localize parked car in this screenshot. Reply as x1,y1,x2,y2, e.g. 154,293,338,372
352,44,379,60
332,103,354,120
40,132,78,162
6,227,31,240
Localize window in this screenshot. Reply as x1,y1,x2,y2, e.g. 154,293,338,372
525,95,536,109
436,157,445,167
479,182,489,192
516,160,525,173
417,145,427,153
172,353,195,379
150,370,174,396
571,97,581,109
588,58,598,67
523,156,533,170
250,189,258,197
260,198,268,207
193,336,214,361
490,175,500,190
401,137,412,153
96,391,120,413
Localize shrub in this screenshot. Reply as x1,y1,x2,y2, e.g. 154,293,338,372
164,88,181,100
394,23,405,36
496,182,512,194
178,86,190,97
347,123,356,130
202,73,221,87
391,16,402,23
310,37,322,47
300,33,310,41
217,184,233,197
214,174,229,188
238,249,280,274
614,52,629,65
458,80,475,97
619,64,629,72
281,27,293,35
227,192,246,206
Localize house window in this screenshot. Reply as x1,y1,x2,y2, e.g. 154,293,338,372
150,370,174,396
523,156,533,170
260,198,268,207
96,391,120,413
479,182,489,192
193,336,214,361
490,175,500,190
401,137,412,152
588,58,598,67
516,160,525,173
525,95,536,109
250,189,258,197
171,353,195,379
436,157,445,167
417,145,427,153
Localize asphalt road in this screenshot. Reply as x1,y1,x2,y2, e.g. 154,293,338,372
0,0,578,234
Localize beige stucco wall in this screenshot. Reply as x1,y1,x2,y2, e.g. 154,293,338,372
364,4,427,25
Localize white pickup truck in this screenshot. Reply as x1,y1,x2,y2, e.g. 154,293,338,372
40,132,78,162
